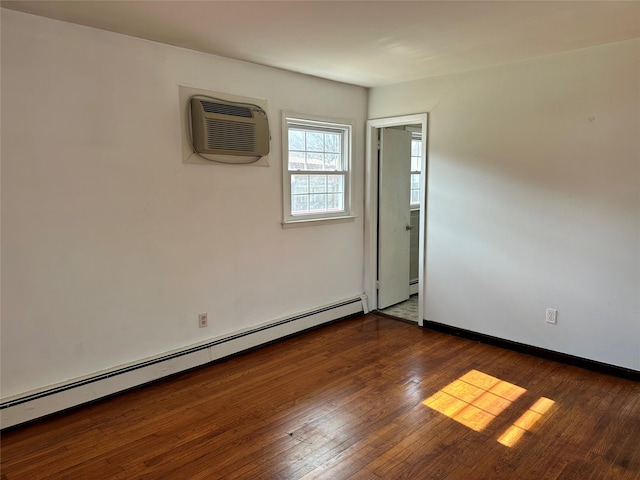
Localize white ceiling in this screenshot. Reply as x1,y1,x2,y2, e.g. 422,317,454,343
2,1,639,87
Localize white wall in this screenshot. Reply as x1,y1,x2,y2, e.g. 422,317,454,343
370,39,640,371
1,10,367,399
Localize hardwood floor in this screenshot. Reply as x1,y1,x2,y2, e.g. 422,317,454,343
2,313,639,479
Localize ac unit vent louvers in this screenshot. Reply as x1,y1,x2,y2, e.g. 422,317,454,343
206,118,255,152
200,101,252,118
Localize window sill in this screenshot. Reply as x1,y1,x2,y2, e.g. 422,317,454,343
282,215,357,229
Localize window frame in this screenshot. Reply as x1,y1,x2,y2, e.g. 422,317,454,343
282,112,355,226
410,133,422,210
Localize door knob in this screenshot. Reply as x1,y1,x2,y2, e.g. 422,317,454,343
406,225,413,231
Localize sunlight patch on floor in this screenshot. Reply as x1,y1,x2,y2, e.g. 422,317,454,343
423,370,556,447
422,370,526,432
497,397,556,447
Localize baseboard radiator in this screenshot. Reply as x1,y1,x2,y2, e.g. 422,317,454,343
1,295,367,429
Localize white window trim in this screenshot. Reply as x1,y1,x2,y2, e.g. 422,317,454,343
282,111,355,226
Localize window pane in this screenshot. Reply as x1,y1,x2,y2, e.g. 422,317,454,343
306,131,324,152
309,175,327,193
327,193,344,211
291,194,309,215
410,173,421,206
291,175,309,194
325,133,341,153
309,194,327,212
411,173,420,190
327,175,344,193
411,138,422,172
306,152,324,170
289,129,306,151
287,124,345,173
411,139,421,157
289,152,305,170
325,154,340,171
290,176,346,214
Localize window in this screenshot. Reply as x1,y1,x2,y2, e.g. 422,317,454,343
283,113,353,224
410,135,422,207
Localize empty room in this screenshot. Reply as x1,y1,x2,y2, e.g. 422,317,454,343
1,1,639,479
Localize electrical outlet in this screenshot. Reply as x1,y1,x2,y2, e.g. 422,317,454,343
546,308,557,325
198,312,208,328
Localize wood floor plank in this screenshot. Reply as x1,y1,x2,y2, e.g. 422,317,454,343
2,313,639,479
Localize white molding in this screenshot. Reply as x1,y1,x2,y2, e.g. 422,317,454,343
359,293,370,314
1,297,363,429
281,215,357,229
365,114,428,326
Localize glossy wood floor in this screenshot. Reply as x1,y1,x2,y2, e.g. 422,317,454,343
2,314,639,479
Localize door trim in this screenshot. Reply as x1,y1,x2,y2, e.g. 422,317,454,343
365,113,428,326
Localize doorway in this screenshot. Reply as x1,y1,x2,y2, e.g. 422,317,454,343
364,114,428,326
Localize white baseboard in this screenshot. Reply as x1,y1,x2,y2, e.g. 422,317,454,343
409,281,419,296
1,296,364,429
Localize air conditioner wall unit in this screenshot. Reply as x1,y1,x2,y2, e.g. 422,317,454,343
190,97,270,158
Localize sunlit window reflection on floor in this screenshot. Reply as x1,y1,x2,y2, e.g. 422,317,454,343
422,370,526,432
497,397,555,447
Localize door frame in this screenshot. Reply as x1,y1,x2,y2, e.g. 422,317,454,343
364,113,428,326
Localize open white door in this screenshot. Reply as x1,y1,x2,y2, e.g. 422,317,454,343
378,127,412,309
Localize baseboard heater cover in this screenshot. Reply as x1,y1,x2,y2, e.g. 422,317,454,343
1,296,365,429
